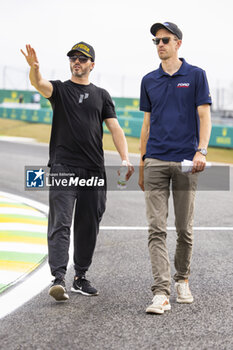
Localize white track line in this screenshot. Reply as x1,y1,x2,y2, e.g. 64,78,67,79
0,136,36,143
1,271,27,285
0,192,48,213
0,223,47,232
0,208,47,217
0,191,49,319
0,242,48,254
0,262,52,319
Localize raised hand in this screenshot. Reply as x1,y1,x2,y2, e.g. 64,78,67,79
21,44,39,69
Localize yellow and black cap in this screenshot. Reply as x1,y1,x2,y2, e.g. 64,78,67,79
67,41,95,61
150,22,183,40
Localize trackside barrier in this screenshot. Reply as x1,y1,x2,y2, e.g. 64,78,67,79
0,106,144,136
209,125,233,148
0,90,140,110
0,107,52,124
0,89,51,108
112,97,139,110
103,116,143,138
0,106,233,148
116,109,144,119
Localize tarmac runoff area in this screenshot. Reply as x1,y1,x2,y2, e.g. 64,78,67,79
0,191,48,296
0,186,233,320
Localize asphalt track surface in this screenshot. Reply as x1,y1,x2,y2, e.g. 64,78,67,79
0,140,232,350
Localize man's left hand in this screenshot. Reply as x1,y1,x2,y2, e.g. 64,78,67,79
192,152,206,173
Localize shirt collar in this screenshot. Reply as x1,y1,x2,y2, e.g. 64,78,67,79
157,58,189,77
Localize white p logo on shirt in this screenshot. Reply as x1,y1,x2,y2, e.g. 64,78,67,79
79,93,89,103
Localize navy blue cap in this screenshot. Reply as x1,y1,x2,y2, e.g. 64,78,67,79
150,22,183,40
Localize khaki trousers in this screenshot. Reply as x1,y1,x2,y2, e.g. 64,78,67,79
144,158,198,296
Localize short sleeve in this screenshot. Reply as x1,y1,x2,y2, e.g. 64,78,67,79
47,80,62,103
101,89,117,121
195,70,212,107
140,76,151,112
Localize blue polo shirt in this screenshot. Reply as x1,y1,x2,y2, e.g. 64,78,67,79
140,58,212,162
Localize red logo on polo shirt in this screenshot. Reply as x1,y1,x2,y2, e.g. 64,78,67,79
177,83,190,88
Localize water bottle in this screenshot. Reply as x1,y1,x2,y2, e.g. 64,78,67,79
117,160,128,189
181,159,212,173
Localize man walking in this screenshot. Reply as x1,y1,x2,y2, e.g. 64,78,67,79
139,22,212,314
21,42,133,301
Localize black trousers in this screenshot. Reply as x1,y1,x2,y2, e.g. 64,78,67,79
47,164,106,279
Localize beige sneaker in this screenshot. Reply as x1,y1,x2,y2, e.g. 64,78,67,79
146,294,171,314
175,279,193,303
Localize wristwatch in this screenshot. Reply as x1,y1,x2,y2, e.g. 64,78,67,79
197,148,207,156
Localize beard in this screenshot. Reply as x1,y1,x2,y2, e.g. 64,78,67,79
70,64,91,78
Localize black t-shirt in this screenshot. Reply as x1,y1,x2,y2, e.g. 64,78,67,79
47,80,117,170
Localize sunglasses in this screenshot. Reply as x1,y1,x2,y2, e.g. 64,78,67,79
69,55,90,63
152,37,171,45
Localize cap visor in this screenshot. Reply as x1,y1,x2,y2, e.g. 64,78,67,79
67,49,93,59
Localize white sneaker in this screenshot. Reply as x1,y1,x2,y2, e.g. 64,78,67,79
175,279,194,303
146,294,171,314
